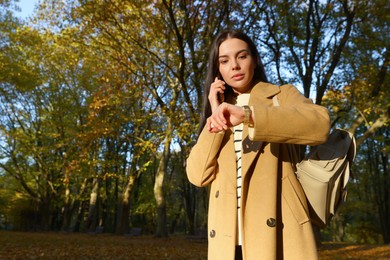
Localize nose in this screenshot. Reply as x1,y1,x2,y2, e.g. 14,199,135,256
232,59,240,70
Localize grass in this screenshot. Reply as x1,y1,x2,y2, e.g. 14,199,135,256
0,231,389,259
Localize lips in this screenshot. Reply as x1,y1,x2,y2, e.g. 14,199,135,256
232,73,245,80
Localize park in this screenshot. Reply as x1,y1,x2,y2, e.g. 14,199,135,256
0,0,389,259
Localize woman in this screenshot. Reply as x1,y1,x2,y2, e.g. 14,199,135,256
186,30,330,260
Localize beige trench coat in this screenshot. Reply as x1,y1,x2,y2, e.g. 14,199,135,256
186,82,330,260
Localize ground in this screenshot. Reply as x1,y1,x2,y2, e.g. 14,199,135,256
0,231,389,259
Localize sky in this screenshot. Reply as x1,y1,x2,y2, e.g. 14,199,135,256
15,0,40,19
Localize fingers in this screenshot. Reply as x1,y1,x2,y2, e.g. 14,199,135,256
207,104,228,132
207,119,225,133
208,77,226,111
207,104,246,133
212,77,225,95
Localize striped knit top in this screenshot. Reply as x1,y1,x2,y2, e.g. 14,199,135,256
233,93,250,246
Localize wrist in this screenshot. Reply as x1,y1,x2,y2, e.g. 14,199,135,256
242,106,253,126
210,101,219,113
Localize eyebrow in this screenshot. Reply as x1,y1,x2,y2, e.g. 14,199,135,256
219,49,250,58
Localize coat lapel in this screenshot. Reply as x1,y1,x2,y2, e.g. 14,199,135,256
220,129,239,185
240,82,281,178
241,127,264,178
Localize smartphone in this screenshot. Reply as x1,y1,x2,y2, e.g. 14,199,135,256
217,74,225,103
218,92,225,103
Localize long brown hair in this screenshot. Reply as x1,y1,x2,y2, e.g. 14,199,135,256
198,30,268,135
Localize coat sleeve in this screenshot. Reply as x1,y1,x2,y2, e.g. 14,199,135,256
249,84,330,145
186,127,225,187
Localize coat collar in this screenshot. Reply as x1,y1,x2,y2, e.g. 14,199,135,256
249,81,281,100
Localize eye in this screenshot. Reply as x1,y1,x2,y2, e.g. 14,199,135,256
238,54,247,59
219,59,228,65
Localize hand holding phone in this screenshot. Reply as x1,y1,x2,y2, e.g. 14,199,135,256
209,77,226,113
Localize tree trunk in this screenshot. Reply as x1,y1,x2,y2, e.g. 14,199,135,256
333,213,344,242
116,174,137,235
61,178,73,231
153,120,172,237
379,151,390,243
85,177,99,232
70,177,89,232
183,182,196,235
154,156,168,237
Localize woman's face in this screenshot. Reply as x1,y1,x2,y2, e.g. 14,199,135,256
218,38,257,94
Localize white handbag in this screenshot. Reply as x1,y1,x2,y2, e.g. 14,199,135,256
295,129,356,227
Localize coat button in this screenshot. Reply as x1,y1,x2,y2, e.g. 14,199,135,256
210,230,216,238
266,218,276,227
215,190,219,198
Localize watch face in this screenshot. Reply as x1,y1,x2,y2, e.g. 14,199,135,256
243,106,251,124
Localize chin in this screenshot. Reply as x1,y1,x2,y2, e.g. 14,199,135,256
231,85,251,94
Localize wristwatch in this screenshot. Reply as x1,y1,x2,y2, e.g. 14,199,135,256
242,105,252,125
